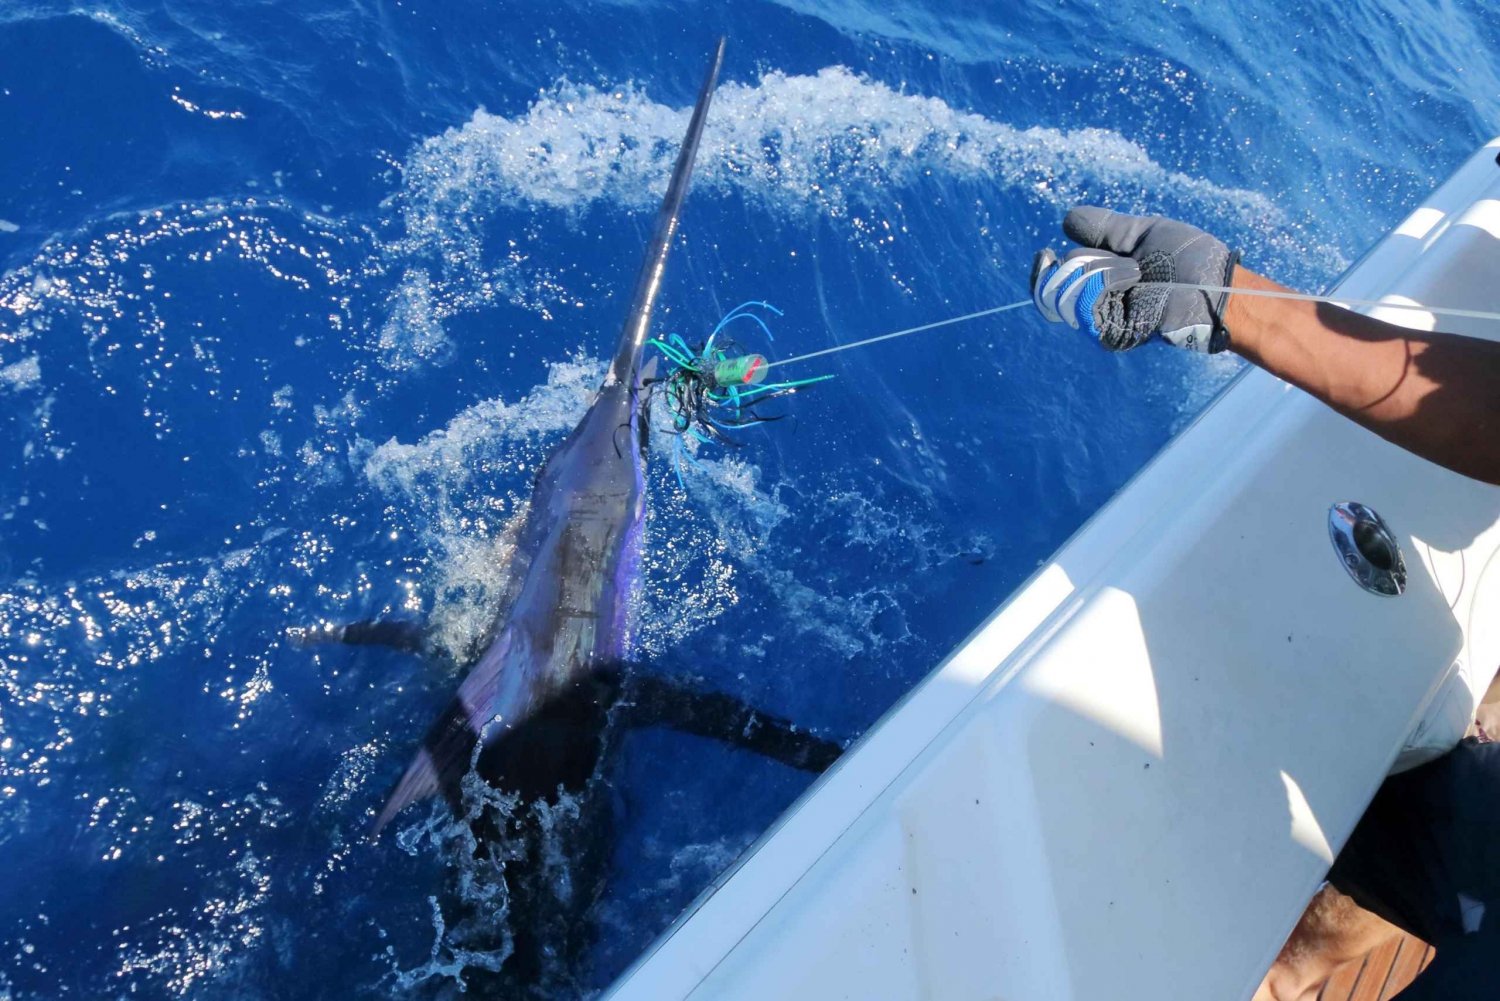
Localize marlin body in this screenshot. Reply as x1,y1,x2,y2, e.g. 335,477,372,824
364,42,837,850
372,363,649,832
372,43,722,835
306,40,844,989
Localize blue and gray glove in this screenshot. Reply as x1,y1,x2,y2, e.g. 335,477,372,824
1031,207,1240,353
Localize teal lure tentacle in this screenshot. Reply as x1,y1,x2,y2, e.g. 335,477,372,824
644,302,834,487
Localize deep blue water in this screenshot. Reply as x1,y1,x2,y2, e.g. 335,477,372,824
1,1,1496,997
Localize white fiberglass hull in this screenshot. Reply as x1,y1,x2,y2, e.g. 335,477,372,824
607,138,1500,1001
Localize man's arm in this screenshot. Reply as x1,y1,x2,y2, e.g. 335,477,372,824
1225,267,1500,486
1031,206,1500,486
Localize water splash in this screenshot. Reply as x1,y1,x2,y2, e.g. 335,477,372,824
361,354,605,658
399,64,1282,240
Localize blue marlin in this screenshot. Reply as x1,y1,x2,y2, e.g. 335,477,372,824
333,40,840,843
295,40,839,989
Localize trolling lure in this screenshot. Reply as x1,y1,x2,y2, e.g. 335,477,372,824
647,301,833,486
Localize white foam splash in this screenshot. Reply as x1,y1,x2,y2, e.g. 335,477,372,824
0,356,40,392
363,353,603,518
639,444,917,664
376,267,453,371
314,740,384,819
362,354,604,656
413,506,534,663
387,893,509,994
399,65,1279,239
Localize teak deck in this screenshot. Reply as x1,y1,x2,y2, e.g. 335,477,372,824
1319,931,1434,1001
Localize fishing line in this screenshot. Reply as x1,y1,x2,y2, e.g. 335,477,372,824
655,283,1500,484
762,283,1500,371
762,302,1033,370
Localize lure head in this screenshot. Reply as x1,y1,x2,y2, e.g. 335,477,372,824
709,353,768,388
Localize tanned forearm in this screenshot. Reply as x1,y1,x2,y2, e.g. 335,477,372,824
1224,267,1500,486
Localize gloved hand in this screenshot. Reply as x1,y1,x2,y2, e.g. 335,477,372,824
1030,207,1240,353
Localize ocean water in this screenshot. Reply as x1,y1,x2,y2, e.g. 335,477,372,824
1,1,1495,997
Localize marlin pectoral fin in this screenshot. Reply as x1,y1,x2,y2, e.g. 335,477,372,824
622,674,844,773
288,619,426,654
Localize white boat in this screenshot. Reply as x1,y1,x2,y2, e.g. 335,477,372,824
605,137,1500,1001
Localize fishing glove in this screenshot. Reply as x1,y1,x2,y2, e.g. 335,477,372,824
1031,206,1240,353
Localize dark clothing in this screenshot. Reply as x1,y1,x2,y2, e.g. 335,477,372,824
1328,738,1500,999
